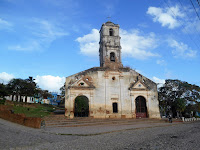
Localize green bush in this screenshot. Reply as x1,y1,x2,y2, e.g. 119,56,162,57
0,99,5,105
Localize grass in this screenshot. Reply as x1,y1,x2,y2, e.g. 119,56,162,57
13,104,55,118
1,100,57,118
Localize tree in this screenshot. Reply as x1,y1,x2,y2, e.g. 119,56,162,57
59,84,65,104
35,88,52,99
158,79,200,117
23,77,37,102
173,98,186,117
0,83,9,98
7,78,24,101
41,90,52,99
7,77,37,102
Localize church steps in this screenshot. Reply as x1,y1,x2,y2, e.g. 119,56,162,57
43,118,164,127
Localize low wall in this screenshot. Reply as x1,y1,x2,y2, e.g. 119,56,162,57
0,105,41,128
182,117,200,122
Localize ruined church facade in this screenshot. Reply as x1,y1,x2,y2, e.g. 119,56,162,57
65,21,160,119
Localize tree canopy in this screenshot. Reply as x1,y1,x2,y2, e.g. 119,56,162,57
1,76,51,102
59,84,65,101
158,79,200,117
0,83,9,98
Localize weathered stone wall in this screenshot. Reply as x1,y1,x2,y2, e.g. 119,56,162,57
65,68,160,119
99,21,122,67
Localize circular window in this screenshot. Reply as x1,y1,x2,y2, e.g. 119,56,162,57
112,77,115,80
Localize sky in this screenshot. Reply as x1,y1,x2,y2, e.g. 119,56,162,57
0,0,200,93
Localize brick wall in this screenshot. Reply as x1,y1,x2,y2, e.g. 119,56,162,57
0,105,41,128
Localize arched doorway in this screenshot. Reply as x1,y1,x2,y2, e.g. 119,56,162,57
135,96,148,118
74,95,89,117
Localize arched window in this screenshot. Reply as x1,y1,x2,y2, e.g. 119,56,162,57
109,28,114,36
113,102,118,113
110,52,115,62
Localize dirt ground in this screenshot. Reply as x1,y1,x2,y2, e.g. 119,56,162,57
0,118,200,150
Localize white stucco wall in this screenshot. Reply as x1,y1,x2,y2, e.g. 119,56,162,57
65,68,160,119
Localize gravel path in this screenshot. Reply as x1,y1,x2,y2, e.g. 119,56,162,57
0,118,200,150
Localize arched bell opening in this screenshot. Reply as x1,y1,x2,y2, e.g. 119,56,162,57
110,52,115,62
109,28,114,36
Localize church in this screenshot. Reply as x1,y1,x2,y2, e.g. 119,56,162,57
65,21,160,119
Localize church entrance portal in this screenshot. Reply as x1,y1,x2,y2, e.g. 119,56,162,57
135,96,148,118
74,95,89,117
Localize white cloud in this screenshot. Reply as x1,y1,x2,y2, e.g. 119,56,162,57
8,19,68,51
0,72,14,84
35,75,65,93
182,18,200,34
152,76,165,88
147,5,184,29
31,19,68,39
168,39,197,58
8,40,41,51
76,28,159,59
0,18,13,30
156,59,166,66
76,29,99,56
120,29,159,59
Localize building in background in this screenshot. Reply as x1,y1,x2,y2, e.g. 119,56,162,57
48,92,61,105
4,95,34,103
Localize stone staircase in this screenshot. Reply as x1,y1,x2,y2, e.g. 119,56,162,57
43,115,165,128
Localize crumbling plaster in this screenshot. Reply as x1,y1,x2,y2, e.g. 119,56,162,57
65,68,160,119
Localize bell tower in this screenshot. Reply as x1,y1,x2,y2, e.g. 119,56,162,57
99,21,122,69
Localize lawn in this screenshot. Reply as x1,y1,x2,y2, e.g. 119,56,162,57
13,104,55,117
1,100,57,118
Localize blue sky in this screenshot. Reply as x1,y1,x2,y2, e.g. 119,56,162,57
0,0,200,92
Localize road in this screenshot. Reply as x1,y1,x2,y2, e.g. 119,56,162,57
0,118,200,150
